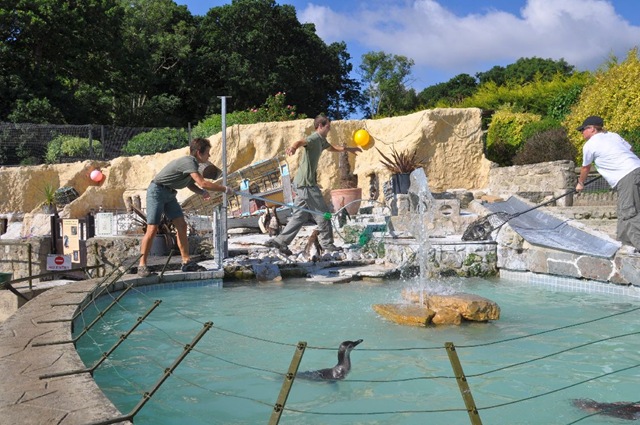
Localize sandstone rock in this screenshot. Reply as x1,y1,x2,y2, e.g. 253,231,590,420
372,303,436,327
402,288,500,322
0,109,489,218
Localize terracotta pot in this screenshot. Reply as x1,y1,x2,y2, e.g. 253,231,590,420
330,188,362,216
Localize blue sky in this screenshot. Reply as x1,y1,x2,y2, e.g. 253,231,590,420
176,0,640,90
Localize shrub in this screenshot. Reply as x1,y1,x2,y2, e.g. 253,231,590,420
192,93,306,139
191,111,259,139
513,128,577,165
521,117,562,143
45,135,103,163
121,128,188,156
486,110,541,163
618,128,640,156
486,138,519,166
565,48,640,162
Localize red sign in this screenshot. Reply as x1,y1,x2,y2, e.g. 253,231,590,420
54,256,65,265
46,254,72,271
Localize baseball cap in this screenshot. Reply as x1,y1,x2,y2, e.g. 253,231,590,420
576,116,604,131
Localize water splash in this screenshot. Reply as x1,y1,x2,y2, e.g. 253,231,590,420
404,168,437,304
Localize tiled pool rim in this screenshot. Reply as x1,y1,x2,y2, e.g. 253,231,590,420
0,269,638,425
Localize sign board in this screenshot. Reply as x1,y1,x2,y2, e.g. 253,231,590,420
62,219,81,263
95,212,114,237
47,254,72,271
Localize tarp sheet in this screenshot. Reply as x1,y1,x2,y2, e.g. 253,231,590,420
485,197,620,259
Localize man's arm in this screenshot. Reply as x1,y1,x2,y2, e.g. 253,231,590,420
328,144,362,155
285,139,307,156
576,165,591,192
190,172,232,195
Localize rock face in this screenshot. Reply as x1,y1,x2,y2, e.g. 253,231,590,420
373,288,500,326
0,109,489,220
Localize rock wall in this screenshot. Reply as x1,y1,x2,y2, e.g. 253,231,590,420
485,160,575,206
0,109,489,218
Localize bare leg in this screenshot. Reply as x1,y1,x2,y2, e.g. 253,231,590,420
139,224,159,267
172,216,190,264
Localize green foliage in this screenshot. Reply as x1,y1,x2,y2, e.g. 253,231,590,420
192,93,306,138
476,57,575,85
520,117,562,143
45,135,103,163
546,84,584,121
459,72,591,115
513,128,577,165
417,73,477,108
121,128,188,156
359,51,415,117
565,48,640,160
250,92,305,122
487,110,541,149
191,111,258,139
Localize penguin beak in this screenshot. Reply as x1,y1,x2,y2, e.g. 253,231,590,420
353,339,363,347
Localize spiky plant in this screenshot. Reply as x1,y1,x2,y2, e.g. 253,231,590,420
376,147,425,174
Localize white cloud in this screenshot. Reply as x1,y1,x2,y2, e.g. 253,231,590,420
297,0,640,87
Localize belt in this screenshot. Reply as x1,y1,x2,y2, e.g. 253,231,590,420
152,181,177,193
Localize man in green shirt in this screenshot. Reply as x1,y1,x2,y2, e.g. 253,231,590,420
138,138,232,277
265,114,361,255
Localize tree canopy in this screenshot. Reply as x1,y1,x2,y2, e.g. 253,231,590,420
1,0,364,125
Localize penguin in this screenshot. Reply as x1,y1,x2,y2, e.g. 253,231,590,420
572,399,640,420
303,229,323,261
297,339,363,381
268,206,281,236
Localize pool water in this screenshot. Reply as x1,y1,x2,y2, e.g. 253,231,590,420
75,277,640,425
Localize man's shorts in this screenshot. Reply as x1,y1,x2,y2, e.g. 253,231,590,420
146,182,183,225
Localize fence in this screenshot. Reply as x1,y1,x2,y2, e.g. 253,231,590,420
0,122,186,166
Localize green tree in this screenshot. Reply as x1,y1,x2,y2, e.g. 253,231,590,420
0,0,125,123
196,0,357,119
114,0,197,126
417,73,477,108
476,57,574,86
359,51,415,117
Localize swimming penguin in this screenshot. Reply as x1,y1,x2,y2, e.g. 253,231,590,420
297,339,363,381
572,399,640,420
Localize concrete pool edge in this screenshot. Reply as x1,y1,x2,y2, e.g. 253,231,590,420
0,270,223,425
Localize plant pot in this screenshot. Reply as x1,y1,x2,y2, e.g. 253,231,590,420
149,234,175,256
331,188,362,216
391,173,411,195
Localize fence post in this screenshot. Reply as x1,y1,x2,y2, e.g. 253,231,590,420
445,342,482,425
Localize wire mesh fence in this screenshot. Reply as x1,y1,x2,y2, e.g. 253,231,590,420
0,122,185,166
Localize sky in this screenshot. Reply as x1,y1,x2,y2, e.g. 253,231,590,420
175,0,640,91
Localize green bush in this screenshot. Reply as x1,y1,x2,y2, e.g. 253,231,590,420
192,93,306,139
191,111,259,139
513,128,577,165
486,138,519,166
121,128,188,156
487,110,540,149
565,48,640,162
520,117,562,142
45,135,103,163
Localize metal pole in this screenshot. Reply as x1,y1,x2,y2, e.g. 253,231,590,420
218,96,231,260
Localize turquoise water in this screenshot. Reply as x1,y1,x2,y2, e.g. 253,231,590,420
75,277,640,425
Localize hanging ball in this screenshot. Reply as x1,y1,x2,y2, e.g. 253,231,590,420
353,129,370,147
90,169,103,182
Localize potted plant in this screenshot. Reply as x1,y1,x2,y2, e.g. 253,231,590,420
330,146,362,216
376,146,426,195
40,183,58,214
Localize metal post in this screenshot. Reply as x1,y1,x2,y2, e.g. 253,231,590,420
445,342,482,425
218,96,231,260
269,341,306,425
